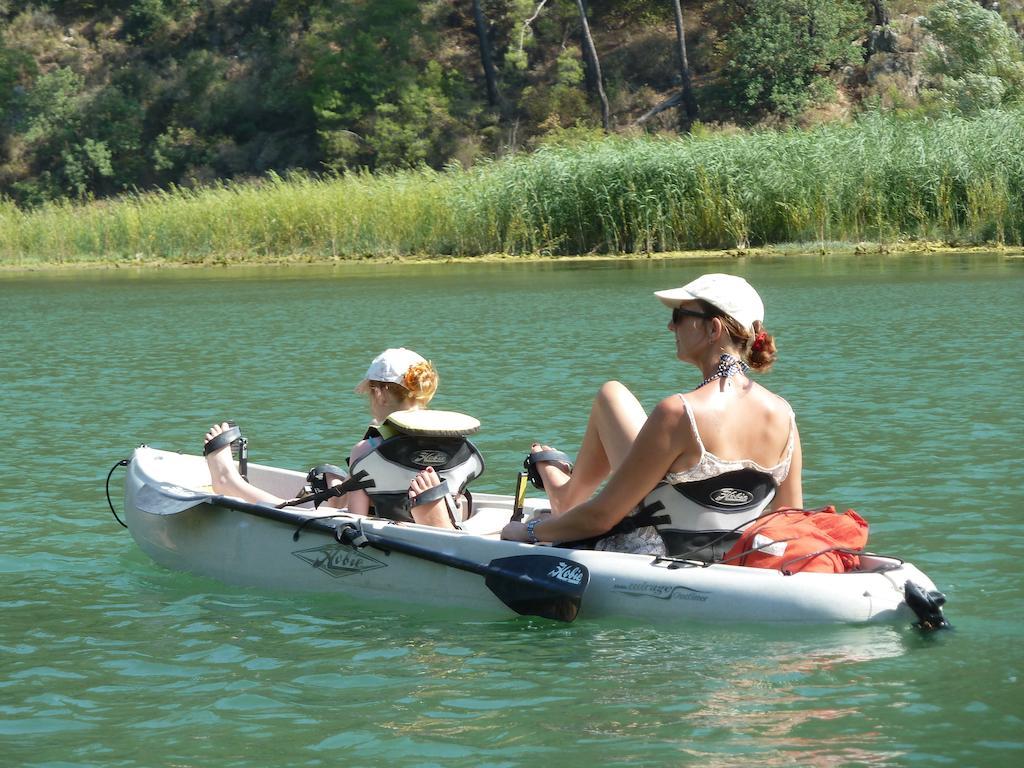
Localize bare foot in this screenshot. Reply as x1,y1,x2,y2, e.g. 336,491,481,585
203,422,241,492
530,443,574,514
201,423,284,506
408,467,455,529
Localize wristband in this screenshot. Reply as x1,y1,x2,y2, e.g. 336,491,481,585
526,518,542,544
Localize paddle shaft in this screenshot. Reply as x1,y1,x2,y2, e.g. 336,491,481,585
350,525,496,578
211,494,339,534
214,495,514,578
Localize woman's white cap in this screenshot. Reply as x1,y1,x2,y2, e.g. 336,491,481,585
654,273,764,332
356,347,426,392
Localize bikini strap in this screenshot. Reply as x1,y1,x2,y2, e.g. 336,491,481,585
676,395,707,457
779,409,797,472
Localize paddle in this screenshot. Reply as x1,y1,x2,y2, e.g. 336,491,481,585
135,478,590,622
336,523,589,622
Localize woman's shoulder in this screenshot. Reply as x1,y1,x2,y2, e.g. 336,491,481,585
745,383,796,429
655,392,689,414
753,382,794,413
658,385,793,420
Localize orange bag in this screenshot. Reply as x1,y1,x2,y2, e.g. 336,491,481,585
723,506,869,574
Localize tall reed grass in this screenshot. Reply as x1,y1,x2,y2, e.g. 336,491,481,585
1,110,1021,265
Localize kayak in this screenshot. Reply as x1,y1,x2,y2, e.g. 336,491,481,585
116,445,949,628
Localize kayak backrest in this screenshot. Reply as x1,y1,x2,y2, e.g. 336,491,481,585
349,433,485,522
639,468,777,562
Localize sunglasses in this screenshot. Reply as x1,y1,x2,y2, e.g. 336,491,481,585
671,306,714,324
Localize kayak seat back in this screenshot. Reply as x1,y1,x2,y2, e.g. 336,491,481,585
636,468,777,562
349,434,485,523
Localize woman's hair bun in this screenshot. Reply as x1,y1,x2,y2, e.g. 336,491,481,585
746,321,776,371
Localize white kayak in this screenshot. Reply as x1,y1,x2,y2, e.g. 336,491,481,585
117,445,949,628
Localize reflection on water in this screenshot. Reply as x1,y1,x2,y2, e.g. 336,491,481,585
669,629,909,767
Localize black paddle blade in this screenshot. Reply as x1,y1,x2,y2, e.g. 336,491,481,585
484,555,589,622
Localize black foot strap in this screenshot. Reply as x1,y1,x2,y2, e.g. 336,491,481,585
409,479,463,528
410,478,451,507
203,425,242,455
523,449,574,490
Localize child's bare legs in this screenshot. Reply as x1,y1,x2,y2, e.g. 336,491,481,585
408,467,456,529
533,380,647,515
322,473,349,510
203,422,282,505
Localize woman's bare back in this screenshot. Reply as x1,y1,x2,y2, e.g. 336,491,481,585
668,382,794,475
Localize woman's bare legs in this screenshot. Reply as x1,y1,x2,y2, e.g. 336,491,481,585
533,380,648,515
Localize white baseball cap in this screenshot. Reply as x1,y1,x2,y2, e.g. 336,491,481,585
356,347,426,392
654,273,765,332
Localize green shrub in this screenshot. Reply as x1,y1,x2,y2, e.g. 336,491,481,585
719,0,864,118
921,0,1024,113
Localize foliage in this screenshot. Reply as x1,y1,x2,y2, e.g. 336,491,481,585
1,1,1023,210
306,1,469,171
3,110,1022,265
0,1,318,203
0,40,34,123
921,0,1024,113
717,0,865,117
15,67,131,202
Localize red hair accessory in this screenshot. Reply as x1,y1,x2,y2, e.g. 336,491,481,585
751,331,768,354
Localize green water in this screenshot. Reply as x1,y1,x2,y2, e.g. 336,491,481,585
1,254,1022,767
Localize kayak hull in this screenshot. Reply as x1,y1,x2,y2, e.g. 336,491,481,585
123,446,941,625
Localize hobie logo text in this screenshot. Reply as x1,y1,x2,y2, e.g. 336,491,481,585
549,561,585,585
410,450,450,466
711,488,753,506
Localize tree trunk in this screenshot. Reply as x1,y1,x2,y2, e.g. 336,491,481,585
471,0,501,108
574,0,610,131
634,91,686,126
671,0,699,127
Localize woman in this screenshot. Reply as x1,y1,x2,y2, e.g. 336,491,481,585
501,273,802,560
204,347,456,528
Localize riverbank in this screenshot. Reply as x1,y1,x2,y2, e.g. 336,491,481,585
2,111,1022,268
1,240,1016,275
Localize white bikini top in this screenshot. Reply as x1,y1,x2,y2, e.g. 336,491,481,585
663,394,796,486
